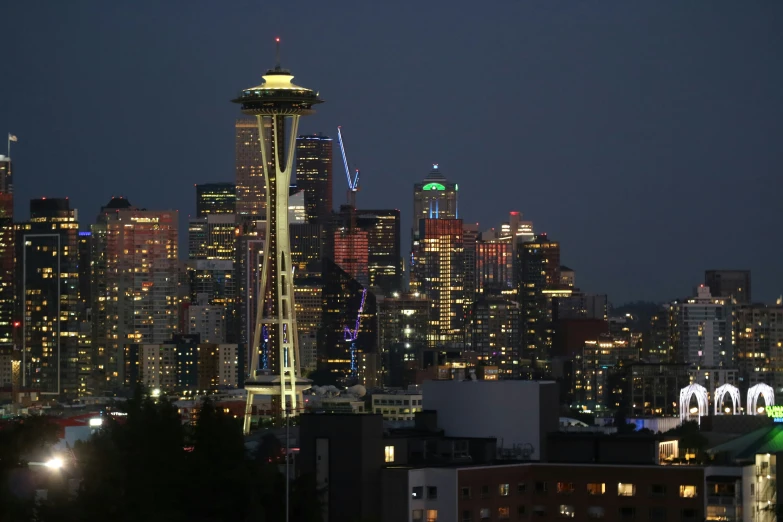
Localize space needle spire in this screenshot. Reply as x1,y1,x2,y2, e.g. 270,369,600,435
233,38,323,434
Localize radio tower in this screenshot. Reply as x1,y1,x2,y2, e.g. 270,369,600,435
234,39,322,434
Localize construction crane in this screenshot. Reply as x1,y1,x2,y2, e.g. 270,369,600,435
337,126,360,208
343,288,368,381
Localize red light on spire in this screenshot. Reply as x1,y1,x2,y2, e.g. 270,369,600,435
275,37,280,43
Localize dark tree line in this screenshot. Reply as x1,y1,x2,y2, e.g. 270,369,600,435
0,389,322,522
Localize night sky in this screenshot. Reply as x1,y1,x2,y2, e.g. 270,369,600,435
1,2,781,304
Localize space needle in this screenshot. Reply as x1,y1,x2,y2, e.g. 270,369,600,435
233,39,322,434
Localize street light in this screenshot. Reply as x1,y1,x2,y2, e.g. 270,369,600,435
43,458,63,470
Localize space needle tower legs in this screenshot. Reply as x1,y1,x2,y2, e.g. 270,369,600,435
234,39,321,434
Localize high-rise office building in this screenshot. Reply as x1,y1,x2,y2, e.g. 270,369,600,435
356,209,402,295
517,233,561,371
334,226,369,288
196,182,237,217
0,156,13,348
233,220,264,364
16,198,80,396
187,214,236,260
290,223,324,272
471,296,521,378
412,164,458,240
476,236,514,296
91,198,179,388
235,118,271,218
705,270,751,304
411,218,465,348
295,134,333,224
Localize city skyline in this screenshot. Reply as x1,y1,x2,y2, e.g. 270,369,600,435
1,3,782,303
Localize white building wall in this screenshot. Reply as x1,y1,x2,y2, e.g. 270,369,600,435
188,305,227,343
217,343,239,387
407,468,458,522
423,380,558,460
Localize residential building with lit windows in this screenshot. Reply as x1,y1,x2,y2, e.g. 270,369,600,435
471,296,521,378
235,118,270,218
196,343,240,391
15,198,80,396
380,462,705,522
91,199,178,388
516,234,561,373
371,391,423,422
295,134,333,225
411,218,465,348
195,182,237,217
734,303,783,390
187,295,227,343
573,335,632,406
668,285,732,367
0,155,12,350
378,292,430,387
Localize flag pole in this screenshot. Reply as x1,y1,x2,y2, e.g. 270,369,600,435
6,134,9,159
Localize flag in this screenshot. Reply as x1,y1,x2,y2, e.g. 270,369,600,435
8,134,17,142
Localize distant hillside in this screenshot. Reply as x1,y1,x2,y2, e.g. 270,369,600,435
610,301,665,332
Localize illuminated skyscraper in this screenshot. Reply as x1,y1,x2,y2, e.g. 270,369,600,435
235,119,271,218
334,225,369,287
0,156,13,348
91,198,178,388
411,218,465,347
232,45,322,430
188,214,237,260
471,296,521,378
295,134,333,224
412,164,458,239
16,198,80,396
196,182,237,217
517,233,561,373
356,209,402,295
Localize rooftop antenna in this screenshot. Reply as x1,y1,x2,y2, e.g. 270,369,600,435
275,37,281,70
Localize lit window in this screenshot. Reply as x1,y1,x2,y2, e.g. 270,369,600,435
385,445,395,463
679,485,697,498
617,483,635,496
412,486,423,499
559,505,575,518
499,483,510,496
587,483,605,495
479,508,490,520
557,482,575,494
412,510,423,522
426,509,438,522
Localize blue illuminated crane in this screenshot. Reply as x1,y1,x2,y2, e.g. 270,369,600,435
343,288,368,381
337,126,360,208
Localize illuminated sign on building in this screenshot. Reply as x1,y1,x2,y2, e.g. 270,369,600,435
422,183,446,191
766,405,783,422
